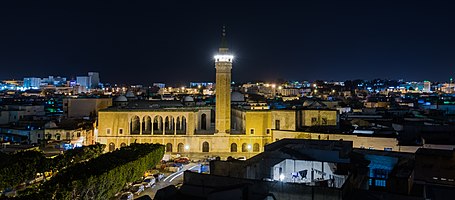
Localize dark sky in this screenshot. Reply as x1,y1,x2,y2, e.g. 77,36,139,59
1,0,454,85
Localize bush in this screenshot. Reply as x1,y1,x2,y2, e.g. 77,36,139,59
35,143,165,199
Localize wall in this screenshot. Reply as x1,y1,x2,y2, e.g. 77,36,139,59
273,130,419,153
301,110,338,127
64,98,112,118
272,110,296,130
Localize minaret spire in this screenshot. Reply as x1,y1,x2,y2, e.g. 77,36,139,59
215,26,233,135
219,25,228,53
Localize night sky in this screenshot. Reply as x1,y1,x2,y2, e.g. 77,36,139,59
1,0,454,85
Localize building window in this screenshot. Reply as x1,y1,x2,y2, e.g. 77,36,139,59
178,143,184,152
166,143,173,152
253,143,260,152
321,118,327,125
66,132,70,140
37,134,41,138
275,120,280,130
120,143,127,147
375,180,386,187
250,128,255,134
130,115,140,135
109,143,115,152
311,117,318,125
106,128,111,134
231,143,237,152
201,113,207,130
77,132,81,137
202,141,209,152
266,129,270,134
119,128,123,134
242,143,248,152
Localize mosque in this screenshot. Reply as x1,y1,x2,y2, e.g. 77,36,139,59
96,28,338,158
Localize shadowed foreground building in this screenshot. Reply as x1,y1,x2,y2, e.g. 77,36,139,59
155,139,427,200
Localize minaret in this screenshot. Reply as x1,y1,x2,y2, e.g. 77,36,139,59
215,26,233,134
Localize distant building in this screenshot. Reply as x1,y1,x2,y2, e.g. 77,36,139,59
423,81,431,92
76,76,90,89
88,72,100,89
153,83,166,89
23,77,41,89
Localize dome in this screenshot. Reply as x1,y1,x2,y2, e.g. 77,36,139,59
183,96,194,102
114,95,128,102
125,90,135,98
45,121,58,128
231,92,245,102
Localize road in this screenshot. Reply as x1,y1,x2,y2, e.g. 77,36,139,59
134,163,199,199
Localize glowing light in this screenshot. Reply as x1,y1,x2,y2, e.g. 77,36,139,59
271,84,276,88
214,54,234,62
313,84,317,87
247,144,252,150
184,145,190,150
278,86,282,90
279,174,285,181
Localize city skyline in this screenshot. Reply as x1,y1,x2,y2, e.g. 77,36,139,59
1,0,455,84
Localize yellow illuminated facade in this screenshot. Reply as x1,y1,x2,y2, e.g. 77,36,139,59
95,29,340,158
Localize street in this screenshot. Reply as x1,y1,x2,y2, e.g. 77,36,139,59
134,163,199,199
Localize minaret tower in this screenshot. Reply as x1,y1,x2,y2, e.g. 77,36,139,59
215,26,233,134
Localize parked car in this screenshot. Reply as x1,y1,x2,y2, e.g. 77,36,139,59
119,191,134,200
142,176,156,188
153,173,165,181
174,157,190,164
237,156,246,161
130,184,144,195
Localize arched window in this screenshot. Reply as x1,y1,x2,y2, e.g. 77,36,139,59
130,116,140,134
55,133,61,140
202,141,209,152
142,116,152,134
201,113,207,130
66,132,70,140
120,143,127,147
182,116,187,131
231,143,237,152
253,143,260,152
176,117,181,130
178,143,184,152
165,116,174,134
242,143,248,152
77,132,81,137
109,143,115,152
166,143,173,152
153,116,163,134
47,134,52,140
165,116,170,130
